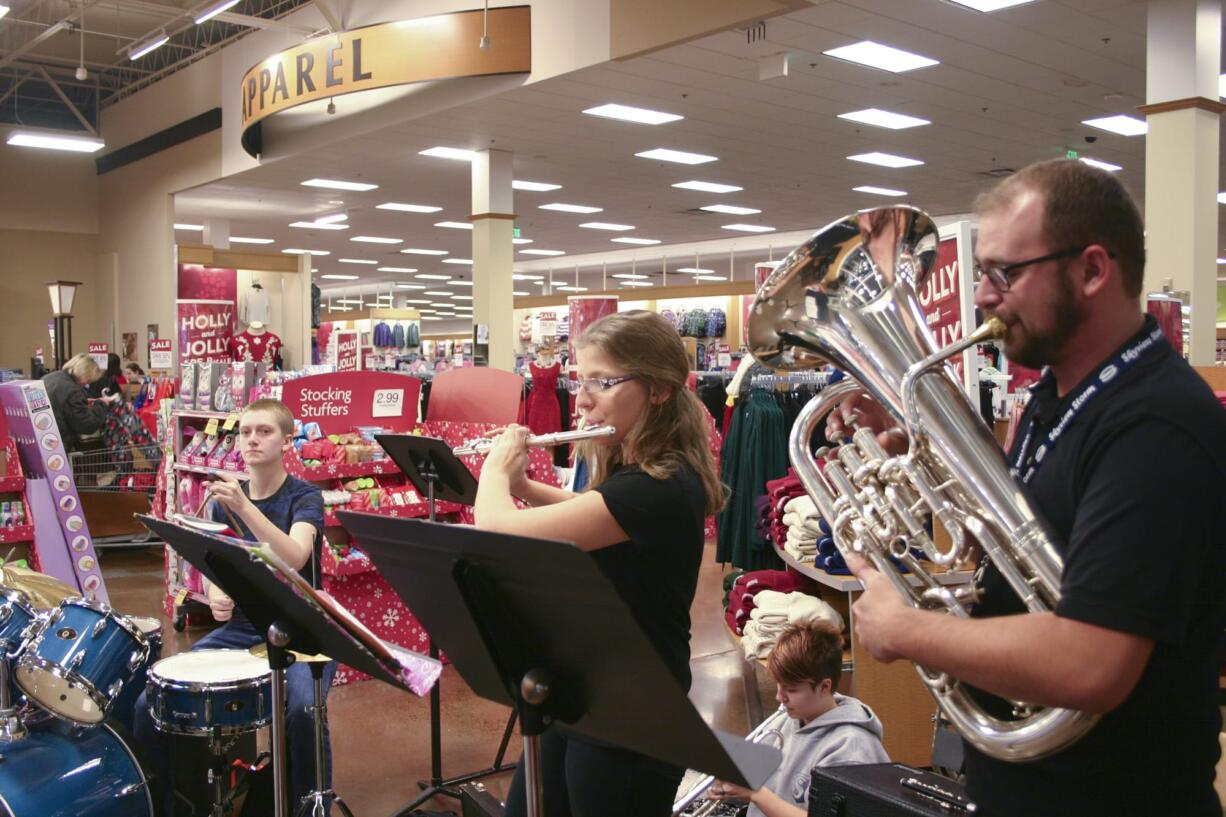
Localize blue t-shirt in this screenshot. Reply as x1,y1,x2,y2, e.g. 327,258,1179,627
209,474,325,591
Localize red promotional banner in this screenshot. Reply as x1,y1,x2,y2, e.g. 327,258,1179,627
178,264,237,303
280,372,421,435
335,330,360,372
919,237,964,351
567,296,618,366
177,299,235,364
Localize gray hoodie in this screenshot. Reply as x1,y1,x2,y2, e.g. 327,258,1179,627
747,693,889,817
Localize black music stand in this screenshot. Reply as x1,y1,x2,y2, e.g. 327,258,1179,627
139,515,442,817
373,433,518,813
339,512,782,817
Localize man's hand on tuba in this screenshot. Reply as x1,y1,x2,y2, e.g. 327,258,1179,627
825,392,908,455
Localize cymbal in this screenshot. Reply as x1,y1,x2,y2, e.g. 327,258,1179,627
248,642,332,664
0,565,77,610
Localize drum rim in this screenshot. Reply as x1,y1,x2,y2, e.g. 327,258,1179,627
100,720,156,814
148,710,272,737
0,588,34,616
148,649,272,690
13,652,109,725
54,599,151,648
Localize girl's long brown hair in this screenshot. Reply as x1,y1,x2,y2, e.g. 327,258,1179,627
574,310,726,516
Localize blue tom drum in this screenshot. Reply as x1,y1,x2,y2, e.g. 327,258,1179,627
109,615,163,733
0,590,35,660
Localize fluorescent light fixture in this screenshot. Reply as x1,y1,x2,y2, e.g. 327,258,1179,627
582,103,683,125
673,180,742,193
174,223,204,231
442,258,473,265
618,281,654,288
424,290,453,296
694,275,727,281
401,248,449,256
853,185,908,197
512,238,534,244
513,180,562,192
540,203,603,214
1221,74,1226,98
404,299,433,304
416,274,453,281
635,148,718,165
290,221,348,230
194,0,241,24
611,237,662,245
838,108,930,129
396,284,427,291
301,178,378,191
7,130,105,152
314,213,348,224
320,274,360,280
378,266,418,273
722,224,775,233
520,249,566,256
945,0,1037,10
447,280,474,286
557,286,589,292
822,41,939,73
230,236,275,244
350,236,402,244
1081,115,1148,136
129,31,169,60
700,204,760,215
376,202,442,213
419,146,478,161
282,248,330,256
421,315,443,321
335,298,363,305
848,152,924,168
338,258,377,265
677,267,714,274
435,221,473,230
0,6,9,20
450,295,474,300
1218,192,1226,204
579,222,635,231
1079,157,1122,172
513,291,531,296
512,274,544,281
612,273,649,280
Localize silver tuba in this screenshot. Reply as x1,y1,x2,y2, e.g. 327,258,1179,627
746,206,1098,762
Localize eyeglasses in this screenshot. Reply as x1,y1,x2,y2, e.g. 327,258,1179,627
973,246,1088,292
565,374,637,396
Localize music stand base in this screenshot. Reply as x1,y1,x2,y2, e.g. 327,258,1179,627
295,790,356,817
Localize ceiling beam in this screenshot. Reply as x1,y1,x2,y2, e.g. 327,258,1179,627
35,65,97,134
311,0,340,33
0,72,32,107
0,0,104,73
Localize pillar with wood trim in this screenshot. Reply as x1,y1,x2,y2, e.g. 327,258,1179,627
470,149,516,371
1141,0,1223,364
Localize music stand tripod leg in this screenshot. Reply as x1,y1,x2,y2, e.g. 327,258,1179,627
294,660,357,817
268,621,296,817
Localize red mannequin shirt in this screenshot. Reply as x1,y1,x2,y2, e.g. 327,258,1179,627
228,329,281,365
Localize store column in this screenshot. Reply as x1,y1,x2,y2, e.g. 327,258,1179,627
1141,0,1224,364
203,219,230,249
470,149,516,371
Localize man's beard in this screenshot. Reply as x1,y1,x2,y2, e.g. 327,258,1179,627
1003,268,1083,370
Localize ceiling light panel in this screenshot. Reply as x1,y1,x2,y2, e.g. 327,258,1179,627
338,258,377,265
1081,115,1148,136
582,103,684,125
175,223,204,231
612,273,649,280
442,258,473,265
580,222,635,231
1079,157,1122,172
435,221,473,230
700,204,760,215
520,249,566,256
320,274,360,280
419,146,478,161
424,290,453,296
378,266,417,273
822,41,939,73
416,274,452,280
635,148,718,164
301,178,378,191
611,237,662,245
853,185,908,197
838,108,931,129
7,131,105,152
945,0,1037,10
447,280,474,286
540,203,603,214
618,281,654,287
721,224,775,233
556,286,589,292
694,275,727,281
401,248,449,256
512,291,531,296
673,180,742,193
230,237,275,244
396,284,427,290
847,152,924,168
676,267,714,274
512,238,534,245
351,236,402,244
283,248,330,255
376,202,442,213
512,180,562,191
290,221,349,230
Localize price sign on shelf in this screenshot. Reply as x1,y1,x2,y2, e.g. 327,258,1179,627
372,388,406,418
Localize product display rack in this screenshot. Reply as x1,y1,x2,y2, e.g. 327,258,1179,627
0,438,35,547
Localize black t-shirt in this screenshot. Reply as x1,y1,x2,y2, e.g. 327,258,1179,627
964,317,1226,817
591,462,707,690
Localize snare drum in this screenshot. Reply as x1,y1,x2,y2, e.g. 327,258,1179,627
148,649,272,736
110,615,163,732
14,598,150,724
0,714,154,817
0,589,36,657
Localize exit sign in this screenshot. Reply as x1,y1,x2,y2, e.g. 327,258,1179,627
1065,149,1079,159
513,227,521,238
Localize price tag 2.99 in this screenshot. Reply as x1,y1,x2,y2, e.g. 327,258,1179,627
372,388,406,418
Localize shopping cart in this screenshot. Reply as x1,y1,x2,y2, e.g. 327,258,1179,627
71,441,163,546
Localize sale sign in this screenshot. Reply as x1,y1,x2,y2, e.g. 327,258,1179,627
334,330,360,372
177,300,235,364
88,342,109,369
150,339,173,370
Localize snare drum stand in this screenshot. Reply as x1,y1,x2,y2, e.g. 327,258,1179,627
205,728,241,817
294,659,354,817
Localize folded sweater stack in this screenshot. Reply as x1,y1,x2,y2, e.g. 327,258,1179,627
742,589,845,660
723,568,818,636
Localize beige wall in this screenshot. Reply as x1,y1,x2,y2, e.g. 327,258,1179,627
0,147,98,235
0,229,100,371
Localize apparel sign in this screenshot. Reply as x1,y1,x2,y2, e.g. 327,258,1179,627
149,339,173,370
177,300,235,364
335,330,360,372
239,6,531,157
1011,321,1166,485
88,343,109,369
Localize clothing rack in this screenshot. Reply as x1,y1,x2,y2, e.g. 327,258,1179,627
694,370,736,381
749,371,832,388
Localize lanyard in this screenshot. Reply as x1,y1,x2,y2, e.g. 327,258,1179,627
1010,321,1166,485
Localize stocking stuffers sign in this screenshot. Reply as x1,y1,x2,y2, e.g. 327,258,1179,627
177,300,236,364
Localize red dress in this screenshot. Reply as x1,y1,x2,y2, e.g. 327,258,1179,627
525,362,562,435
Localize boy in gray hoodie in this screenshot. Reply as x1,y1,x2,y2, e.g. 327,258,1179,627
708,621,889,817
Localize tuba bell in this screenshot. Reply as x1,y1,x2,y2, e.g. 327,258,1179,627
746,206,1097,762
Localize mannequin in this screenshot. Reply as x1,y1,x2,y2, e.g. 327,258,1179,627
228,320,283,367
525,346,562,437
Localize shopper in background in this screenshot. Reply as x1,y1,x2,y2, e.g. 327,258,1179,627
132,398,331,815
830,159,1226,817
474,310,725,817
41,352,113,451
123,361,145,380
706,621,888,817
87,352,126,401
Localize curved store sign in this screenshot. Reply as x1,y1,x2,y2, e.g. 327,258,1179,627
240,6,531,157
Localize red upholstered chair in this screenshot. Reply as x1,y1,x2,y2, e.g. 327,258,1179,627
426,367,524,425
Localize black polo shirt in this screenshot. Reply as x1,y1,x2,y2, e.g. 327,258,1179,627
963,315,1226,817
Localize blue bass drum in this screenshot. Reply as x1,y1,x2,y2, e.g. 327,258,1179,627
0,715,153,817
14,598,149,724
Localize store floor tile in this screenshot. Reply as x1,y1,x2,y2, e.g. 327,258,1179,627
99,539,754,815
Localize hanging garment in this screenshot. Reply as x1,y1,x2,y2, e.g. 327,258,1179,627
406,322,420,348
525,362,563,435
519,314,534,343
240,285,272,326
227,330,282,366
716,389,790,570
372,321,394,348
392,322,406,350
310,283,321,329
706,308,727,338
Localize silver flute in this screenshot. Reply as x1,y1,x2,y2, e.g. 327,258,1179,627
453,425,616,457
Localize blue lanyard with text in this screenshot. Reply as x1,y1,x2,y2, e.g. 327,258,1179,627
1010,322,1167,485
